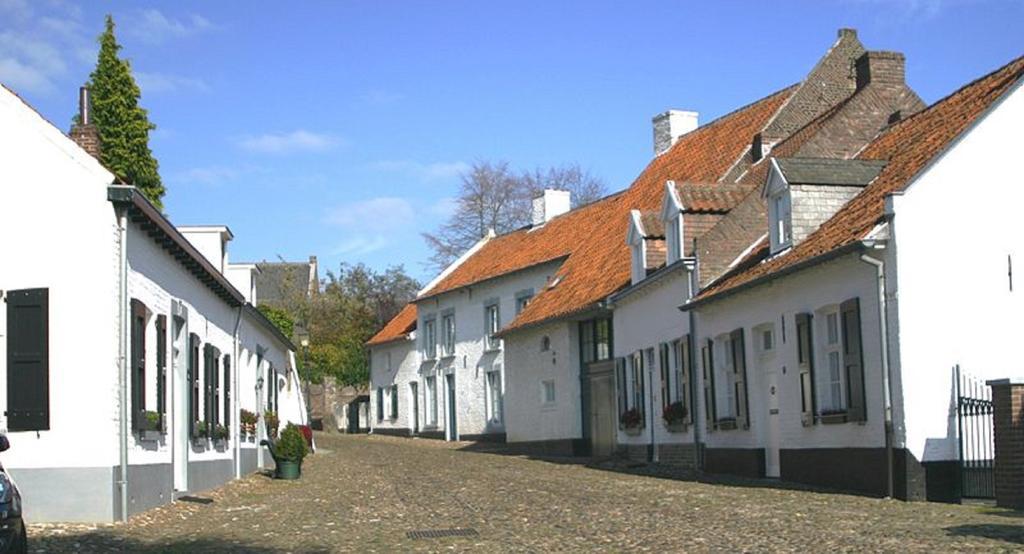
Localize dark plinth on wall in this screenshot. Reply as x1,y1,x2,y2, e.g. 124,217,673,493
989,379,1024,510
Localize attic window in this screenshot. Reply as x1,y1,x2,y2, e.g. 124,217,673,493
751,134,764,163
888,110,902,125
541,336,551,351
769,191,792,252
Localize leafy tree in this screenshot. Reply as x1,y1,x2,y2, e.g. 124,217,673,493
423,161,607,271
86,15,165,208
257,304,295,340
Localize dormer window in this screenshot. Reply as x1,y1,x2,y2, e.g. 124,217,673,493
631,241,645,284
665,214,682,264
770,191,792,252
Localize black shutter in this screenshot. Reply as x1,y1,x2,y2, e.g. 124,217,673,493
6,288,49,431
130,299,147,431
637,353,646,424
796,313,817,426
702,339,716,432
156,315,167,426
731,328,750,429
615,357,626,428
223,354,231,430
391,384,398,418
659,342,670,407
188,334,199,437
680,335,692,424
842,298,867,422
213,352,220,427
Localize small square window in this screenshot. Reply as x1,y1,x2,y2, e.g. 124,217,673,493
542,380,556,405
762,329,774,351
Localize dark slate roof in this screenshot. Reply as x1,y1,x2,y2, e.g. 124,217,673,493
775,157,888,186
255,262,312,303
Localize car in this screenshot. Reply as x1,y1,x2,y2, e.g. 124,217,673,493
0,435,25,554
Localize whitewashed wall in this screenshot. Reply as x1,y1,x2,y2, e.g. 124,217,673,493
368,337,419,433
416,261,561,439
612,268,694,448
504,321,582,443
694,254,885,451
0,86,120,471
889,81,1024,463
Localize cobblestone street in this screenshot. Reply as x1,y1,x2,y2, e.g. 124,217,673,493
27,433,1024,552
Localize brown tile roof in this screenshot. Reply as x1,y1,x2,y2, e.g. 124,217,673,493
639,211,665,238
674,182,756,213
366,303,417,346
693,54,1024,305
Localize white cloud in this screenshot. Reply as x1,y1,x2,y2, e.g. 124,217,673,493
237,130,341,154
124,9,215,44
324,197,415,232
136,71,210,94
331,236,390,256
0,4,90,95
370,160,469,182
175,166,241,186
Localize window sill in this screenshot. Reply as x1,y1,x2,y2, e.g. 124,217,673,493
664,422,688,433
820,412,849,425
137,430,164,442
623,426,644,436
484,347,502,354
715,418,738,431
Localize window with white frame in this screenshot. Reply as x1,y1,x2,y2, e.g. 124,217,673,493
666,215,682,263
542,379,556,405
425,375,437,425
486,370,503,424
631,242,645,284
755,323,776,357
819,308,845,412
769,190,792,252
441,312,456,357
485,303,500,350
423,317,437,359
515,289,534,315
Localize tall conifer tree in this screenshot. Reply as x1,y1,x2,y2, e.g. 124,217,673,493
87,15,164,209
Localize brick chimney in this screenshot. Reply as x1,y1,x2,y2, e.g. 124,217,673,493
652,110,699,156
69,86,101,158
855,51,906,91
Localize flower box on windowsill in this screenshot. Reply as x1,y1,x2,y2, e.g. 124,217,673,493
820,411,849,425
192,437,208,448
665,422,688,433
716,418,738,431
139,430,163,442
623,425,644,436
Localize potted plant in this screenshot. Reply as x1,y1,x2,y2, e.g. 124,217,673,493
662,401,687,432
820,409,848,424
265,410,279,440
140,410,163,440
240,409,258,440
275,423,308,480
193,421,209,445
620,408,643,435
212,424,230,445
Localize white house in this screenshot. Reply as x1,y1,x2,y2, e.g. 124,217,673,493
0,84,307,522
677,55,1023,500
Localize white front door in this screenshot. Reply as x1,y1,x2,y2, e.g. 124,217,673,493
765,369,781,478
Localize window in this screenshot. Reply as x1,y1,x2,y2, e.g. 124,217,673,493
631,242,645,284
666,215,682,263
762,328,774,352
540,336,551,351
487,371,503,424
130,299,148,431
441,312,456,357
820,309,845,412
376,387,384,421
515,290,534,315
542,380,556,405
425,376,438,425
5,288,50,432
423,318,437,359
204,344,220,429
390,384,399,419
156,315,168,426
796,313,816,426
770,191,792,252
579,318,613,364
716,338,735,419
485,303,500,350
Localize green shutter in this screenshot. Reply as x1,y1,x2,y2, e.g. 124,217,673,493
702,339,716,432
730,328,749,429
842,298,867,422
156,315,167,425
130,299,146,431
796,313,816,426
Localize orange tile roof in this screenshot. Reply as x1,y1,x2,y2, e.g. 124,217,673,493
366,303,418,346
694,54,1024,305
499,85,798,332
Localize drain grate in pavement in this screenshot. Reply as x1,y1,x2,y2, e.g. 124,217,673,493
176,495,214,505
406,528,479,540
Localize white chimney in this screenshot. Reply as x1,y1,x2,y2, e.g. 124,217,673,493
652,109,699,156
532,189,571,226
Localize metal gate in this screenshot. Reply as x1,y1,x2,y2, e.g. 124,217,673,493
955,365,995,499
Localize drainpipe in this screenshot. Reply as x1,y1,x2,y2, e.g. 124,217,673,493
116,206,130,522
859,248,895,499
232,307,242,479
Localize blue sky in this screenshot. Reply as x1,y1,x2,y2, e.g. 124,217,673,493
2,1,1021,283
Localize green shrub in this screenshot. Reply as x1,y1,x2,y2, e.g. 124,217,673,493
277,424,308,463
